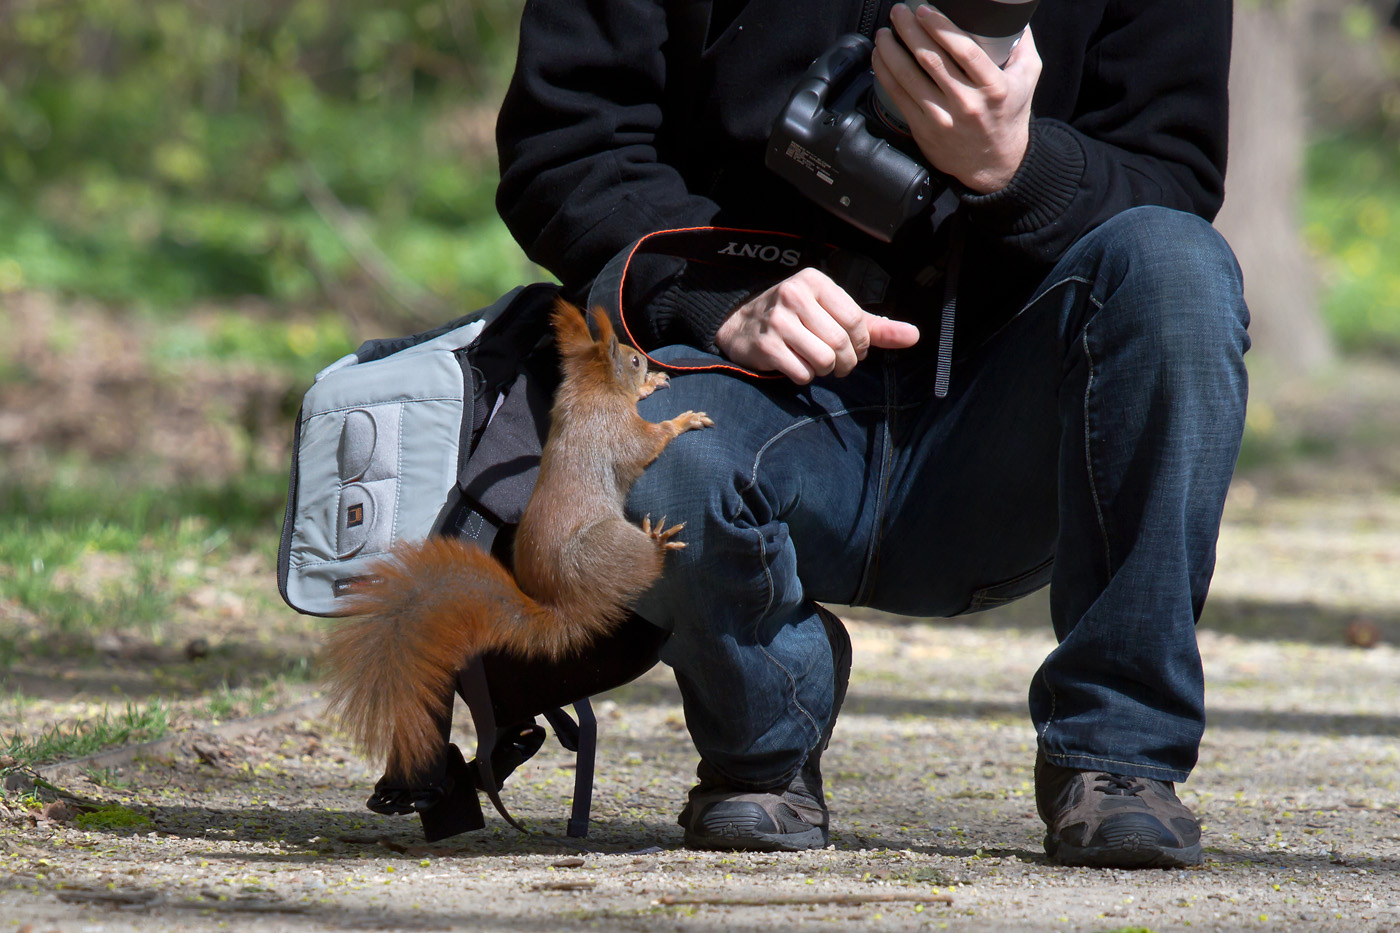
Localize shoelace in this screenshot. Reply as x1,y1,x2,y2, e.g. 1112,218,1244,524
1094,773,1147,796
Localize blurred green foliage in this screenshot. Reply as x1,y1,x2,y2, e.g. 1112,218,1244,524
151,310,358,370
1305,132,1400,356
0,465,285,637
0,0,535,316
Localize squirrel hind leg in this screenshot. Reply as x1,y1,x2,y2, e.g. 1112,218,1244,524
532,517,667,650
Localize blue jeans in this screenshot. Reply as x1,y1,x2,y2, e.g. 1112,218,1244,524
629,206,1250,790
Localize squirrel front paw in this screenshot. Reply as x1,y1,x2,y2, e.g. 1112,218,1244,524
641,514,687,551
638,371,670,399
678,410,714,432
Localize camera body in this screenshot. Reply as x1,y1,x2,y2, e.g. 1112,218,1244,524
765,34,933,243
765,0,1039,242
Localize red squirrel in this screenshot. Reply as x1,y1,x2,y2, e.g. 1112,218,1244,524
320,300,713,781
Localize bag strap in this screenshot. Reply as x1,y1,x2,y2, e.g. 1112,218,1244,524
452,657,599,839
456,656,532,833
543,703,599,838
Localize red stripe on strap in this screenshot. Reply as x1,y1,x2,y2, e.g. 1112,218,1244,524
613,226,834,381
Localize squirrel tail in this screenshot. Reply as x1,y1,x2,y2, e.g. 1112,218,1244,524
320,536,562,781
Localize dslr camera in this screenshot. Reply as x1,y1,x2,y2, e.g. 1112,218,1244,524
766,0,1039,242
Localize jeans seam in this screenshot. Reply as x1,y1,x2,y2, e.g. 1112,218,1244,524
1080,310,1113,581
976,275,1096,350
1038,666,1058,742
736,404,888,498
858,358,899,605
736,401,891,756
755,638,822,754
747,517,822,752
1042,295,1109,749
1043,751,1184,781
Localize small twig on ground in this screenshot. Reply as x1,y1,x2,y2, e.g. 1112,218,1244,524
56,889,159,908
532,880,597,892
183,892,310,914
655,892,954,907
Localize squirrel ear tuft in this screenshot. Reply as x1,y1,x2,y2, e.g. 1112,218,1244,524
588,307,617,346
550,299,592,352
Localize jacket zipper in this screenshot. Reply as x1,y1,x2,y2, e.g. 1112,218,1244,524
857,0,881,37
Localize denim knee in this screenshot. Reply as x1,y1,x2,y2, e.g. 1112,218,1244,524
1076,206,1250,380
627,364,778,632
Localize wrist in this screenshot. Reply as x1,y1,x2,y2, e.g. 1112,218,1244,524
959,125,1030,195
958,119,1084,235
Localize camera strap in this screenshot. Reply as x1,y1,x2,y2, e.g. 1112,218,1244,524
588,225,895,380
932,213,966,399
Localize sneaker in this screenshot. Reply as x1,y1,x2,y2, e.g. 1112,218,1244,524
678,758,829,851
1035,752,1203,868
677,604,850,852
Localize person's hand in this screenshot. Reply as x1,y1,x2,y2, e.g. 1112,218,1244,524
872,2,1042,194
714,268,921,384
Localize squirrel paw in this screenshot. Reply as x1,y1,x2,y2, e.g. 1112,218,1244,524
642,514,687,551
678,410,714,432
638,371,670,399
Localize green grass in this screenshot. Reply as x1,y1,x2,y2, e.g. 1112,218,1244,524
0,467,286,635
4,701,171,766
1304,131,1400,355
204,679,286,721
74,805,153,830
0,465,287,543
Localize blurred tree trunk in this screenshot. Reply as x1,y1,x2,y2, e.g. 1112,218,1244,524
1215,0,1335,370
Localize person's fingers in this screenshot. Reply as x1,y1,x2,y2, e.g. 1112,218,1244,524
866,314,921,349
772,309,845,377
872,49,923,134
874,27,948,116
1002,23,1042,85
802,274,870,374
766,340,818,384
715,269,911,382
792,306,861,376
911,3,1002,89
806,270,869,339
889,3,973,93
770,268,871,375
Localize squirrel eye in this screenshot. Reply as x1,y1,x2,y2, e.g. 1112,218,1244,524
631,355,641,368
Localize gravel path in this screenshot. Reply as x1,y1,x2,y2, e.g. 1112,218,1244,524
3,491,1400,932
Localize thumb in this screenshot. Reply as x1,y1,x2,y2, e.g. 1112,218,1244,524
865,314,921,349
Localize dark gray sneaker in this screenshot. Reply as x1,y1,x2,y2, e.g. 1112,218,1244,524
1035,752,1203,868
678,605,850,853
678,759,829,851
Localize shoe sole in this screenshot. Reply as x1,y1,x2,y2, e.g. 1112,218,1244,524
683,810,827,852
1046,833,1203,869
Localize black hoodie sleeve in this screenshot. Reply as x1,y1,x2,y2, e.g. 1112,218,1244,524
958,0,1233,264
495,0,728,344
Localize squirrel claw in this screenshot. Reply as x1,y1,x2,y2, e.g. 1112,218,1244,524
643,515,688,550
637,371,670,399
684,411,715,431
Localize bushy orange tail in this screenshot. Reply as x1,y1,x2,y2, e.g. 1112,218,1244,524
320,537,556,780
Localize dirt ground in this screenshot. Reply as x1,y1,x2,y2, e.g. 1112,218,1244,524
2,599,1399,933
3,296,1400,931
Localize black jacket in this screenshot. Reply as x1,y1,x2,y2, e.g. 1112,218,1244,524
495,0,1232,356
